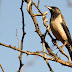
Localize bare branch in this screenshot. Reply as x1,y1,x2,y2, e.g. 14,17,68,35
18,0,26,72
0,42,72,67
27,0,42,37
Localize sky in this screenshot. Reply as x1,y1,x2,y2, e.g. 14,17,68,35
0,0,72,72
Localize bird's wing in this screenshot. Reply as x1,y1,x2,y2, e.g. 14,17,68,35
61,14,71,44
61,14,68,26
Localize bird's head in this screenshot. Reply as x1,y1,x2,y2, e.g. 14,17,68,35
45,6,61,14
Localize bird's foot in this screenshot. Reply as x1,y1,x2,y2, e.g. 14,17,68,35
60,42,67,49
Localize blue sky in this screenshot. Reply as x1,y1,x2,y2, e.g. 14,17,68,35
0,0,72,72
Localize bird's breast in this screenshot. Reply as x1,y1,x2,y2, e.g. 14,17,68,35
50,15,67,43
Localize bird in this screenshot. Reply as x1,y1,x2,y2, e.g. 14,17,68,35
45,6,72,60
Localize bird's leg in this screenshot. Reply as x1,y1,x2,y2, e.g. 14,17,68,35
59,42,71,62
59,42,67,54
60,42,67,48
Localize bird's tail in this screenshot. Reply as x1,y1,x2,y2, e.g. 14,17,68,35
66,44,72,60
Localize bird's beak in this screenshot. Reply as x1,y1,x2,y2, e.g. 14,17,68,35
45,5,52,10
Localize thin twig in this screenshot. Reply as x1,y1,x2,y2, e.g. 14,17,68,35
33,14,42,16
32,1,43,15
16,29,20,55
18,0,26,72
37,0,40,7
0,64,4,72
46,60,54,72
43,42,54,72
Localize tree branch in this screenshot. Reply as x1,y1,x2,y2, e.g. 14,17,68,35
0,42,72,67
18,0,26,72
